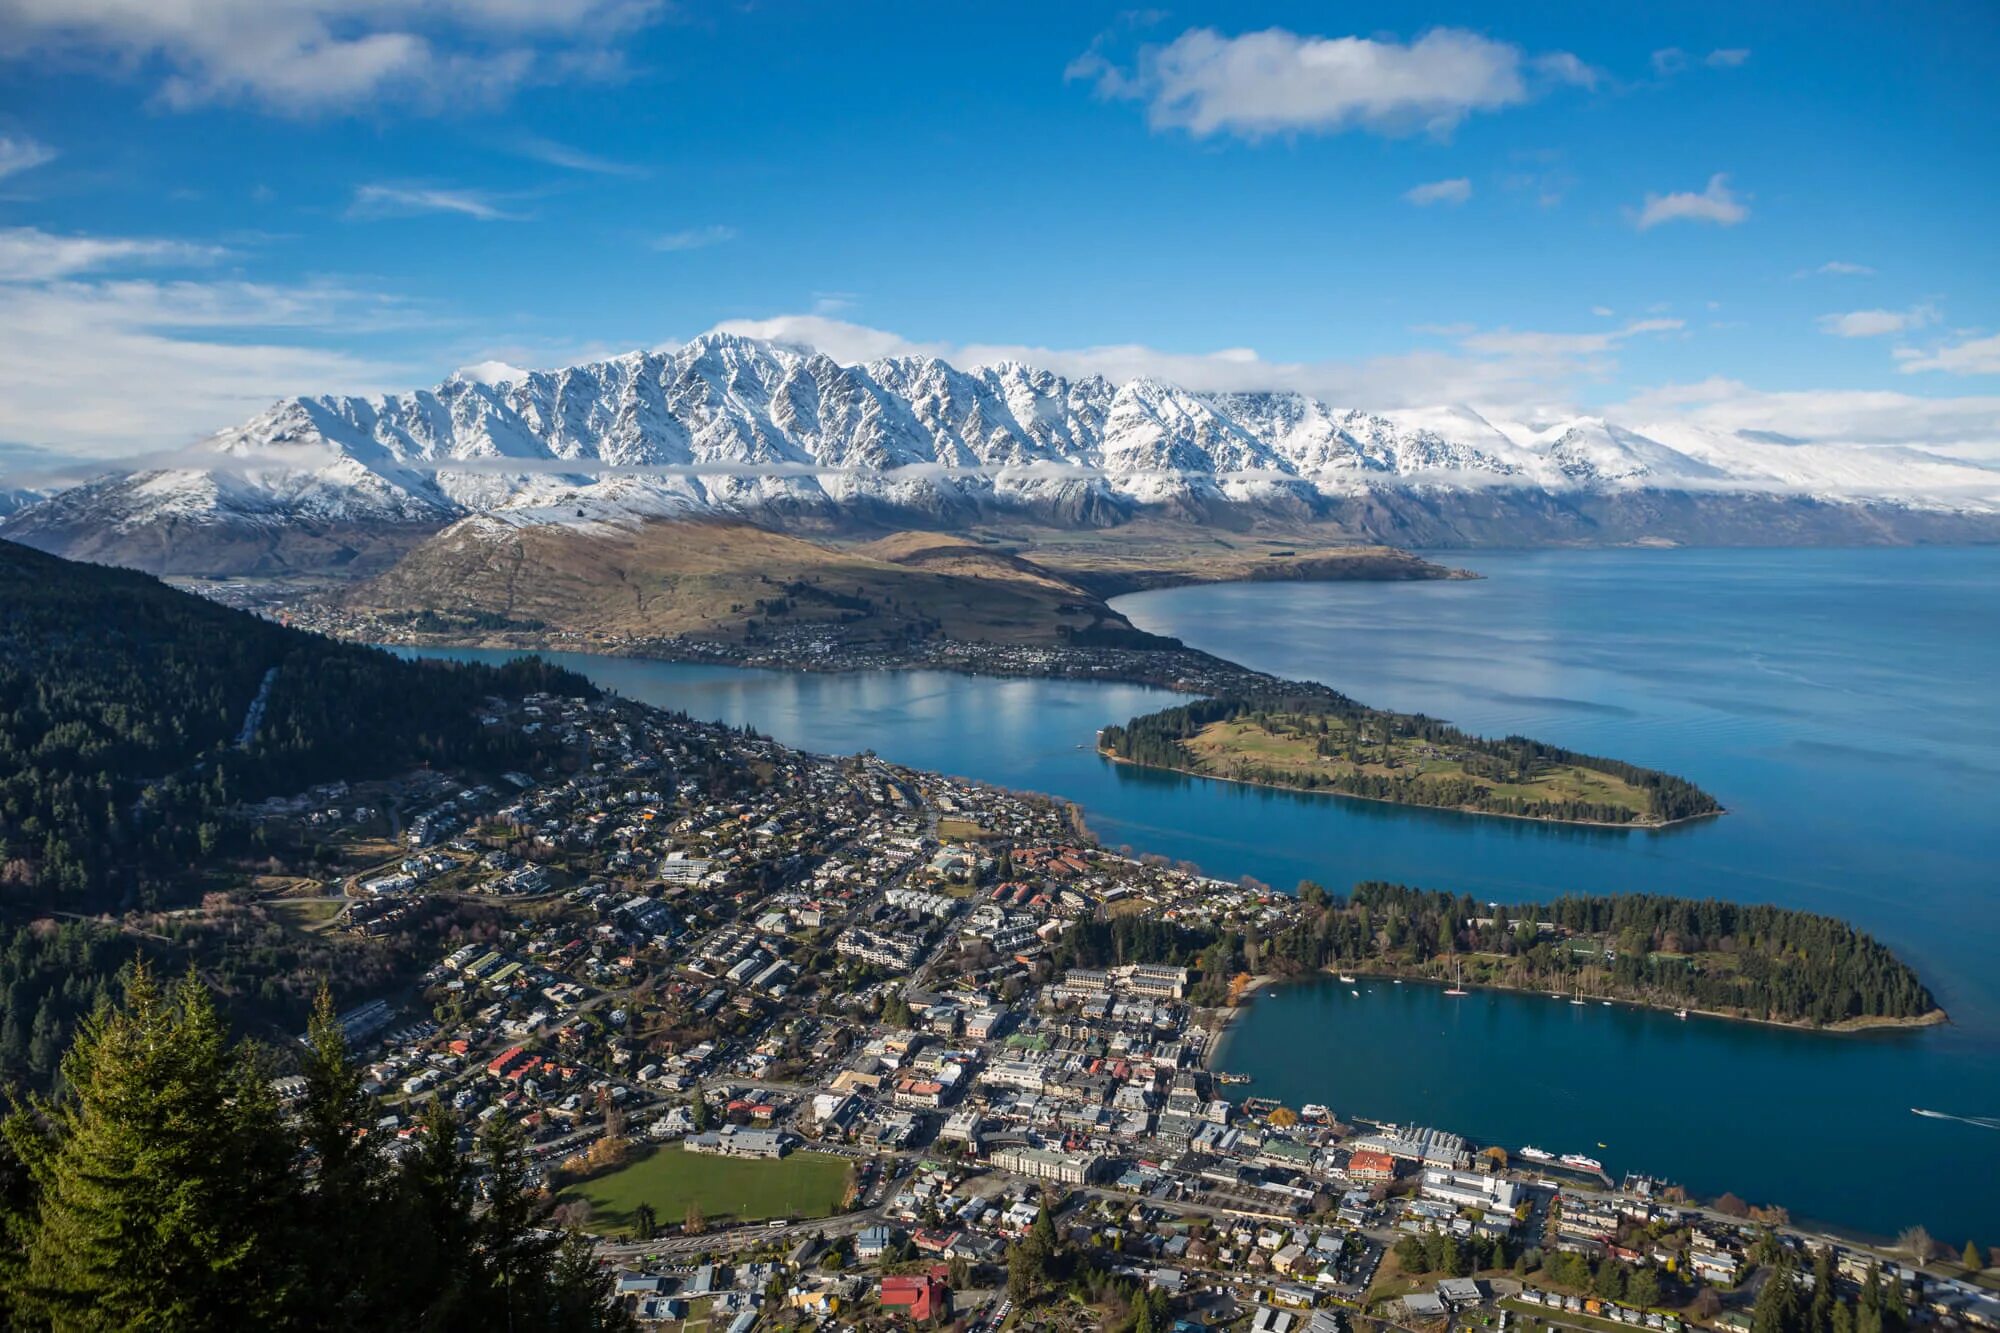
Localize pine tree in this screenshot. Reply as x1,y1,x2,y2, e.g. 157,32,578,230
13,964,300,1329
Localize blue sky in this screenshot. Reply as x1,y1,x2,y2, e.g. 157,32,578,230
1,0,1996,461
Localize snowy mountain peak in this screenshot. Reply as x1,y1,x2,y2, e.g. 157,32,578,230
4,334,1997,574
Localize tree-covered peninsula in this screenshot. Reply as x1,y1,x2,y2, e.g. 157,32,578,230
1098,694,1721,827
1058,881,1942,1030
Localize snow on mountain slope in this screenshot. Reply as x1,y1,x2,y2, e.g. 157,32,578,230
5,332,1997,573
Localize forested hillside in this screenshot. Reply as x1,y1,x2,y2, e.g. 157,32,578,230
1099,694,1721,826
0,539,592,909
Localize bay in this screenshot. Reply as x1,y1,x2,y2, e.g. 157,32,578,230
398,545,2000,1241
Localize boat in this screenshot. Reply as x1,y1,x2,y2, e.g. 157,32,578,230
1444,962,1468,997
1675,1007,1689,1020
1601,999,1612,1007
1350,988,1360,997
1519,1146,1555,1162
1392,979,1402,985
1337,973,1357,983
1302,1103,1330,1123
1215,1072,1251,1086
1559,1153,1604,1172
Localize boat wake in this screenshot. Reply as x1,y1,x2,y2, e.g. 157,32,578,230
1911,1108,2000,1129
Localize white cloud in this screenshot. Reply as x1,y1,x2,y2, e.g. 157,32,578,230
349,183,526,221
1811,260,1875,277
1070,26,1596,140
0,277,409,456
1634,174,1748,230
1617,377,2000,458
653,225,736,252
0,227,226,281
0,0,663,116
1590,306,1615,317
704,311,1685,421
1706,48,1751,68
1895,332,2000,376
1404,177,1472,207
0,131,55,181
1818,306,1936,339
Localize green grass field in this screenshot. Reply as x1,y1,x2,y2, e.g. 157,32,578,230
1182,716,1655,819
562,1146,850,1234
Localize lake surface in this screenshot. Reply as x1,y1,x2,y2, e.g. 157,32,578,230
401,545,2000,1241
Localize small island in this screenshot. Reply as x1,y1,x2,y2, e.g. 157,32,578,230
1099,694,1722,827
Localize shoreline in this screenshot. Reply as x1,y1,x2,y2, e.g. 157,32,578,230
1095,745,1726,832
1222,967,1948,1040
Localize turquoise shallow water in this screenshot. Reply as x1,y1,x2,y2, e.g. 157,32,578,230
398,545,2000,1241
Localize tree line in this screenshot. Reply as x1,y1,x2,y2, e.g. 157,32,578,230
1098,695,1721,825
0,965,633,1331
0,539,594,910
1052,881,1936,1025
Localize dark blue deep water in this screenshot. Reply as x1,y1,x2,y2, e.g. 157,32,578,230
401,546,2000,1242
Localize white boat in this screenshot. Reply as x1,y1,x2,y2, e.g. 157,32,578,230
1337,973,1357,983
1302,1103,1330,1122
1675,1008,1689,1020
1519,1146,1555,1162
1444,962,1468,997
1559,1153,1604,1172
1350,988,1360,997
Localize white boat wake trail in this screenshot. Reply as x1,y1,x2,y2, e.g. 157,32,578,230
1911,1108,2000,1129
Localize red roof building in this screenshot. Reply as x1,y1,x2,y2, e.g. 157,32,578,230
880,1266,949,1322
1347,1149,1399,1182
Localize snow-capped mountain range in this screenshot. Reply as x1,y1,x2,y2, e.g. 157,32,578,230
6,332,1998,573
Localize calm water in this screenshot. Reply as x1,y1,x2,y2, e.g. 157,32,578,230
400,546,2000,1241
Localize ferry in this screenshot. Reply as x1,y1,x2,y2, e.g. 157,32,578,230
1215,1072,1252,1086
1559,1153,1605,1172
1518,1146,1555,1162
1302,1103,1331,1123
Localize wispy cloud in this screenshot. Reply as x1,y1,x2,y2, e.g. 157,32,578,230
1806,260,1875,277
1633,174,1748,230
1651,47,1751,76
1404,178,1472,207
1818,305,1937,339
349,183,528,222
653,225,737,252
0,0,666,116
0,227,225,282
0,270,411,456
0,132,56,181
511,134,645,177
1068,26,1599,141
1896,331,2000,376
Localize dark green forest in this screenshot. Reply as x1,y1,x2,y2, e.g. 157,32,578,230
0,539,593,910
1098,695,1721,825
1056,881,1937,1027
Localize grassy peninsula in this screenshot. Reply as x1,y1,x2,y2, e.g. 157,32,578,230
1099,695,1722,827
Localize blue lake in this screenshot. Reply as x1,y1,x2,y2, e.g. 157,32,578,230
401,545,2000,1242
